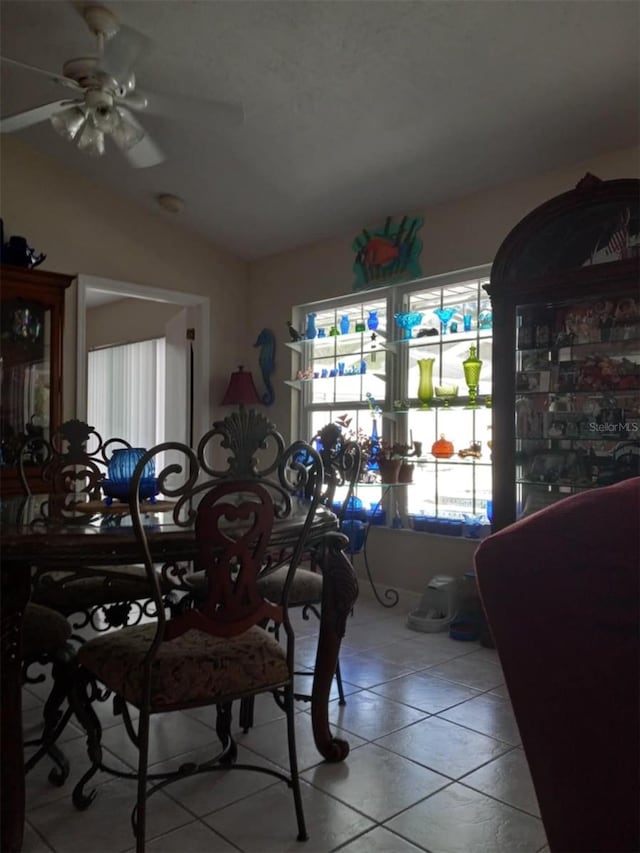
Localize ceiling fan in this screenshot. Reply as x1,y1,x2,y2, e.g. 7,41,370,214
0,3,244,168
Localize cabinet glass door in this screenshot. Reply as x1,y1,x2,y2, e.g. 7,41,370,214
515,293,640,519
0,298,52,465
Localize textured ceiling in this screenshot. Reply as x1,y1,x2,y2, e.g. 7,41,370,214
1,0,639,259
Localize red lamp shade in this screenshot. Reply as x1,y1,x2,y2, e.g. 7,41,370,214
221,365,262,406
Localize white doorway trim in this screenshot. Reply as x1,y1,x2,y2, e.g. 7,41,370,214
76,274,210,440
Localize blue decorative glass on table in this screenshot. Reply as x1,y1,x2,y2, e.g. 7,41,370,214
101,448,159,505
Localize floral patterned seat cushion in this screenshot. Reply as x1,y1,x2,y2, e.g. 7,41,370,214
257,567,322,606
78,623,290,711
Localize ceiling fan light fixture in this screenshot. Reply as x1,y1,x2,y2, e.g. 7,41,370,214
91,105,118,134
76,121,105,156
50,105,86,141
110,107,145,150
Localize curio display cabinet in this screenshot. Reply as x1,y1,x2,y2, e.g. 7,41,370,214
0,265,73,496
486,174,640,532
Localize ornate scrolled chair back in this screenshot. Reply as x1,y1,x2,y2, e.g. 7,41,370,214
198,408,287,482
46,419,131,500
165,480,280,642
314,425,362,521
128,430,325,638
17,420,178,635
19,419,131,520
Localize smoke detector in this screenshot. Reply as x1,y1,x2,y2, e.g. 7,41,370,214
157,193,184,214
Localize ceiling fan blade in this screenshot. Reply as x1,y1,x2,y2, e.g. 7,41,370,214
0,57,83,93
133,87,244,127
113,109,165,168
99,25,152,85
122,133,165,169
0,100,78,133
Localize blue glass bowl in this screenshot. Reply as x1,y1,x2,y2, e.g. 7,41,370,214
101,478,159,504
394,311,424,339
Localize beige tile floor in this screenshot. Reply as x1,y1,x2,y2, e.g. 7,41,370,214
22,587,549,853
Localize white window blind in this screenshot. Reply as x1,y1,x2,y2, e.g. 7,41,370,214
87,338,165,449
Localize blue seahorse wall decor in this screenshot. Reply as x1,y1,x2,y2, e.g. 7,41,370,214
254,328,276,406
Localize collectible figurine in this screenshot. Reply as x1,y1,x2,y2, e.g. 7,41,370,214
286,320,303,342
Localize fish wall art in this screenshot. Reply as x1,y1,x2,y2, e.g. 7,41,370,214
352,215,423,290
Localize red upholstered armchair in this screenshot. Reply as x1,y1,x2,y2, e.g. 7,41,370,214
474,477,639,853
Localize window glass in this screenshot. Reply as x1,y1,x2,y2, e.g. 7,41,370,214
292,269,492,526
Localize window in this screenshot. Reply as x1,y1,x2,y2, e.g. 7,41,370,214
290,266,492,526
87,338,165,449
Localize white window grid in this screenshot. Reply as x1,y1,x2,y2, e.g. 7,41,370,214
292,266,492,523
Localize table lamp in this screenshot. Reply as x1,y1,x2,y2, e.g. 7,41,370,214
221,365,262,408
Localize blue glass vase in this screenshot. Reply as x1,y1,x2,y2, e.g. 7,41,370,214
340,314,350,335
306,312,317,339
367,310,379,331
367,418,380,470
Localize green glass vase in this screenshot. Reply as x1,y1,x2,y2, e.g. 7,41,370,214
417,358,435,409
462,345,483,408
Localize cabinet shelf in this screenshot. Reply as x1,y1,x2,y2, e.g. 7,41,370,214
518,333,640,354
517,388,640,397
515,479,593,489
516,433,639,443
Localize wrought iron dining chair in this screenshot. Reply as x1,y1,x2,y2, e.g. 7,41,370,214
172,413,359,729
254,429,361,707
22,602,78,785
69,425,323,851
18,419,178,632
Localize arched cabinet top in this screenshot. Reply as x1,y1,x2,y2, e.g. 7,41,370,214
489,174,640,294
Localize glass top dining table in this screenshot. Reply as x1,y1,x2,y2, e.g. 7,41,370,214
0,494,358,853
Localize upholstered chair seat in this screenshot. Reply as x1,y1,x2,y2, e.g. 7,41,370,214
257,566,323,606
78,623,289,711
31,566,173,614
23,602,71,658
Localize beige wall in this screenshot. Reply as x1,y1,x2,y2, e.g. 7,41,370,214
86,298,182,350
0,136,250,422
249,146,640,442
